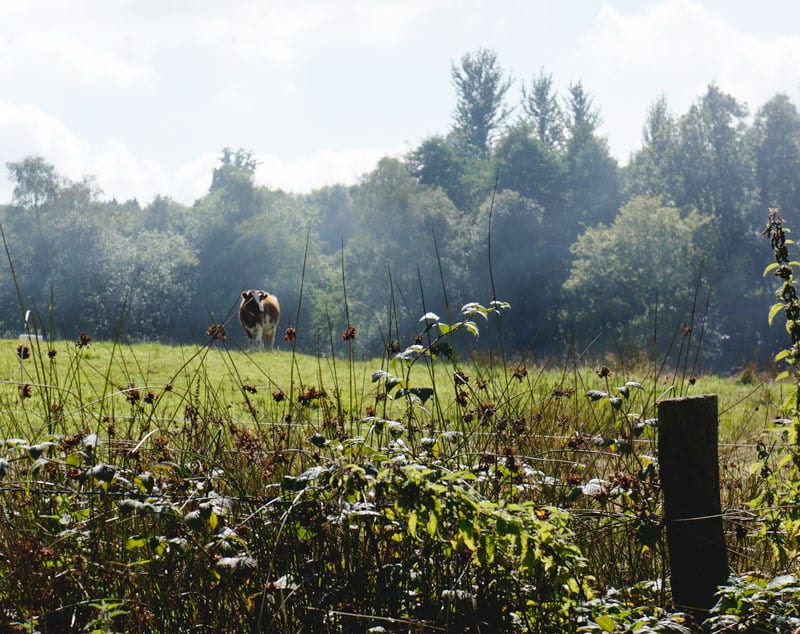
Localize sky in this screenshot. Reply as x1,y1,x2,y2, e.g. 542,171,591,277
2,0,800,207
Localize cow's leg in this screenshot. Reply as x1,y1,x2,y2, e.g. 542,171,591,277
255,325,264,352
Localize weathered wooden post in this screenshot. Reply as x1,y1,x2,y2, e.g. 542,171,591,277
657,394,728,620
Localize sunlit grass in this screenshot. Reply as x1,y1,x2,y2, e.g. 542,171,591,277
0,335,787,631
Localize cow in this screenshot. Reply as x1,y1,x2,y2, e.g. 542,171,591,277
239,289,280,351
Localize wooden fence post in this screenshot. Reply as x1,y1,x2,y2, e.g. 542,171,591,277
657,394,728,620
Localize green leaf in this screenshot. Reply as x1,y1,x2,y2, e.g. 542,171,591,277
764,262,780,277
595,614,617,632
426,510,439,537
463,321,480,338
126,536,148,550
775,370,792,382
769,302,784,326
459,519,477,550
397,387,435,404
407,510,418,537
461,302,488,319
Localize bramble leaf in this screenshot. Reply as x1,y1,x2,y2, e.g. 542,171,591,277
769,302,784,326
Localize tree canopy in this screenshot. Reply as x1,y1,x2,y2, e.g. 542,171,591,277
1,49,795,370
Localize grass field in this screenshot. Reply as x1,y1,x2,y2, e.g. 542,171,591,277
0,332,792,632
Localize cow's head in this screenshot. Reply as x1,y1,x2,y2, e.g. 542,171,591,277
241,289,267,312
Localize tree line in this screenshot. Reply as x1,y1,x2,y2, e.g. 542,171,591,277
2,48,797,370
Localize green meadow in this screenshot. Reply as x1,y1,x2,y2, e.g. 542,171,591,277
0,326,792,632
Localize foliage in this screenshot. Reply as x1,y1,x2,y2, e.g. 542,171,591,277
449,48,513,160
344,157,473,351
562,195,706,351
575,582,694,633
747,209,800,569
750,94,800,213
706,573,800,632
520,69,564,150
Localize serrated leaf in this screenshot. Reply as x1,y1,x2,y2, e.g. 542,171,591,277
397,387,434,404
371,370,390,383
608,397,623,410
776,349,790,361
461,302,487,318
769,302,784,326
775,370,791,382
385,377,405,392
585,390,608,401
419,312,440,322
437,322,452,335
216,555,257,574
90,464,116,483
395,345,424,361
463,321,480,338
766,574,799,590
28,443,47,460
184,509,205,531
595,614,616,632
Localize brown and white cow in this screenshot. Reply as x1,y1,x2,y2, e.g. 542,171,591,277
239,289,280,351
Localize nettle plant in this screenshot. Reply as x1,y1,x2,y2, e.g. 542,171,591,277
369,300,510,449
751,208,800,566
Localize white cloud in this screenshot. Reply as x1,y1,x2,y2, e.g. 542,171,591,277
0,98,392,205
221,0,450,64
0,1,154,90
9,30,154,89
255,147,403,194
0,100,92,186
